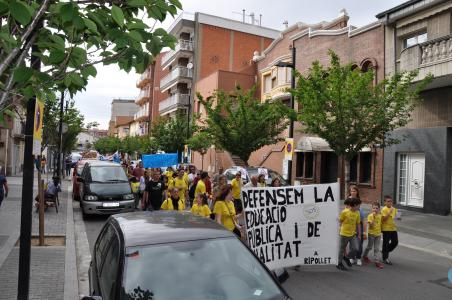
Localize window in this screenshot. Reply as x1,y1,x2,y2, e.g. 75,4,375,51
99,233,120,300
403,32,427,49
271,77,277,89
95,225,115,272
263,74,271,93
277,67,286,85
90,166,129,182
348,152,373,185
296,152,314,179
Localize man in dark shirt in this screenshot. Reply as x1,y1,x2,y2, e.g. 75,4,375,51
143,170,164,211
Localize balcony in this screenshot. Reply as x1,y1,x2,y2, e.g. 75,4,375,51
136,70,151,88
134,103,149,122
400,34,452,85
136,89,151,105
161,39,194,69
262,83,291,102
160,66,193,92
159,93,190,116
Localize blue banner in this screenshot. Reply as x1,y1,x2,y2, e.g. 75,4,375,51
142,153,179,168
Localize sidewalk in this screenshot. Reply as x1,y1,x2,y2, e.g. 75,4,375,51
0,174,78,300
360,203,452,259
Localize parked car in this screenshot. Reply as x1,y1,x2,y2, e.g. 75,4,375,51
83,211,290,300
72,160,87,200
223,166,288,186
78,161,135,215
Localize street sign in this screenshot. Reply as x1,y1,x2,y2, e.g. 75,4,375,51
284,138,294,161
32,98,44,155
62,122,68,134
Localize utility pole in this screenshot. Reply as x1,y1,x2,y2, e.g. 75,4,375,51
56,91,65,178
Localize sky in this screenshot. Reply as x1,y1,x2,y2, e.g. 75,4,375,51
74,0,406,129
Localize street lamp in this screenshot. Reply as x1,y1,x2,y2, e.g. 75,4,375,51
184,62,194,164
275,45,296,184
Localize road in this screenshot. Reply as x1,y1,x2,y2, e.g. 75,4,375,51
79,211,452,300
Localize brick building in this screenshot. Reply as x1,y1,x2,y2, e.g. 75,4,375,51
377,0,452,215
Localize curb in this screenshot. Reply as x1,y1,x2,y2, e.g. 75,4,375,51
74,200,91,297
64,185,79,299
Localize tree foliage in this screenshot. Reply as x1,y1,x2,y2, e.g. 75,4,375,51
198,86,293,164
293,50,432,161
149,110,197,155
94,135,158,156
187,131,211,154
0,0,180,109
41,93,84,154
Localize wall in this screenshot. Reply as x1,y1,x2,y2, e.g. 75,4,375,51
383,127,451,215
150,53,170,122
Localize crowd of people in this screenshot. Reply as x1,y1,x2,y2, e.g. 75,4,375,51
126,163,283,238
337,185,399,270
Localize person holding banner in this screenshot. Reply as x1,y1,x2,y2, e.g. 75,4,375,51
337,198,361,271
213,185,241,237
271,178,281,187
231,172,243,214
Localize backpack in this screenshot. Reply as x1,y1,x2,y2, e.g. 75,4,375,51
188,183,197,199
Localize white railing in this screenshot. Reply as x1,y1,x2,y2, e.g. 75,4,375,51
160,66,193,90
162,39,194,66
134,103,149,120
136,89,150,102
159,93,190,113
136,69,150,86
420,34,452,65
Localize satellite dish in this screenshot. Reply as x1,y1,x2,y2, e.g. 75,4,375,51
187,62,193,69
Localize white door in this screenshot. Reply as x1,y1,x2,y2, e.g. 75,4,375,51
397,153,425,208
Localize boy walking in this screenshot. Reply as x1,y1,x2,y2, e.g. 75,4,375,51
381,195,398,265
337,198,361,271
363,202,384,269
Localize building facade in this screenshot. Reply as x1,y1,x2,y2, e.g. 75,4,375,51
108,99,138,136
0,108,25,176
378,0,452,215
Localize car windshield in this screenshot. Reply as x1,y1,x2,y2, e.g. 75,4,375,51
122,237,285,300
90,166,128,182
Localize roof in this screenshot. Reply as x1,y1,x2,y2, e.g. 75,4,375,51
111,211,234,247
375,0,446,20
115,116,134,127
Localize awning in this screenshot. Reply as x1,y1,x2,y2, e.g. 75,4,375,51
295,136,373,152
295,136,332,152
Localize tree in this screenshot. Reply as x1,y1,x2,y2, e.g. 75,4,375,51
93,136,120,154
0,0,180,109
149,110,198,157
187,131,211,170
292,50,432,188
41,93,84,154
198,86,293,164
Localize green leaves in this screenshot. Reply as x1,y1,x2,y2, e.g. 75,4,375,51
13,66,33,83
60,2,77,23
68,47,87,68
10,0,32,25
111,5,125,27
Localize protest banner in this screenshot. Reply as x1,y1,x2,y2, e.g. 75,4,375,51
142,153,179,168
242,182,339,270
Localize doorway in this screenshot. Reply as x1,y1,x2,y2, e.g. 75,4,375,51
397,153,425,207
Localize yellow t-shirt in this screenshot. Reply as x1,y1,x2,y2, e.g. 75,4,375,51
183,173,189,185
161,198,185,211
381,206,397,231
195,180,206,196
165,170,174,179
367,213,382,236
231,178,242,199
339,208,360,237
191,203,212,217
213,200,236,231
130,182,140,194
174,177,188,201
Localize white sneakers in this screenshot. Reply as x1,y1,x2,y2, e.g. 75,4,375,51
356,259,362,266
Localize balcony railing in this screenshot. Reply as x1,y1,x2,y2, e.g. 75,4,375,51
161,39,194,67
160,66,193,91
136,70,151,88
136,89,150,105
159,93,190,115
134,103,149,120
400,34,452,81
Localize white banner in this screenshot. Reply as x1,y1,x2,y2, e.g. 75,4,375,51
242,182,340,270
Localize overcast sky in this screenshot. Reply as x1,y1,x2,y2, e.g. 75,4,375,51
74,0,406,129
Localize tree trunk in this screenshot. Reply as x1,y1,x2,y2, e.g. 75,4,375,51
201,154,204,171
343,156,350,200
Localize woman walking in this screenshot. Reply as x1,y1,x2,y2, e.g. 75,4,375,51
213,185,241,237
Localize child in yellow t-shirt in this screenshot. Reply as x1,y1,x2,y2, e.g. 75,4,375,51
337,198,361,271
191,193,212,218
381,195,398,265
363,202,384,269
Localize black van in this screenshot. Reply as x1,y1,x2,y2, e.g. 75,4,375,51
78,161,135,215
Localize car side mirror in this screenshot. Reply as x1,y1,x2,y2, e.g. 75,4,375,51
81,296,102,300
274,268,289,284
77,177,84,183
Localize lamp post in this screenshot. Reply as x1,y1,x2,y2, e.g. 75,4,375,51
185,62,194,163
275,45,296,184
